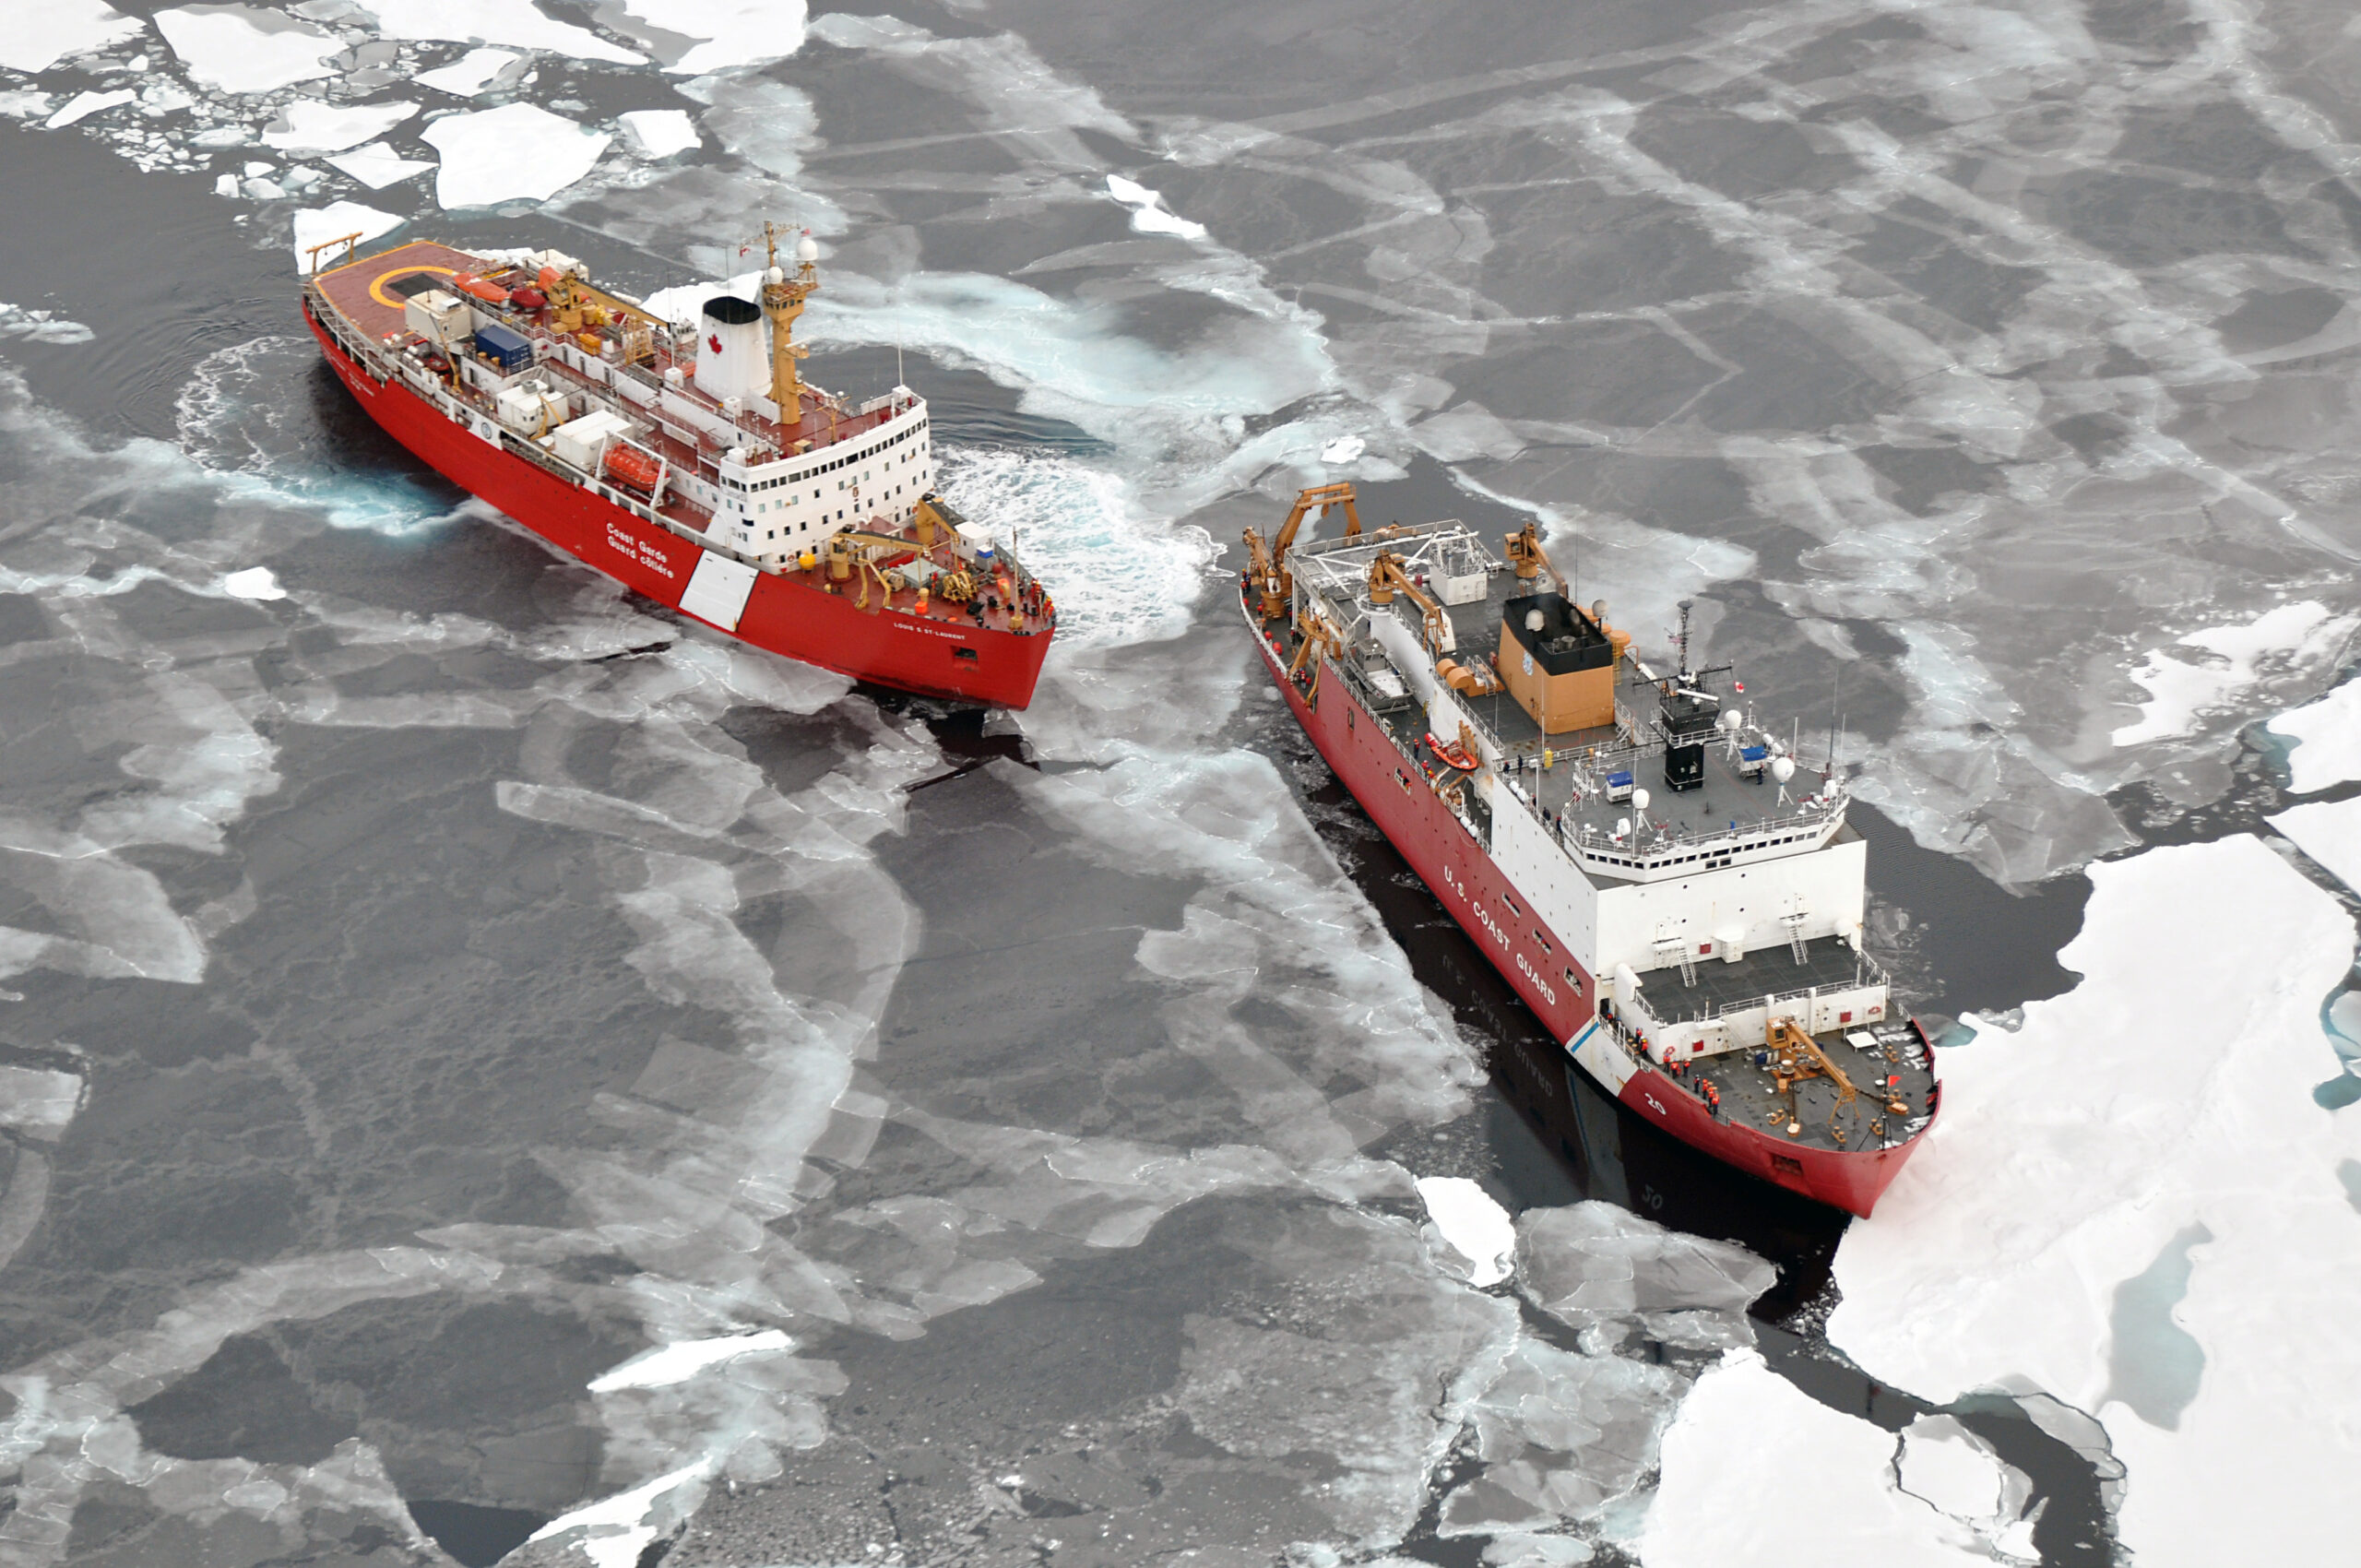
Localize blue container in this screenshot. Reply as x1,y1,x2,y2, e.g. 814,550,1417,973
474,322,532,373
1606,769,1633,802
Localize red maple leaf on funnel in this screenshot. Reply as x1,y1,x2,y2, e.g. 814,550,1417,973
707,334,723,356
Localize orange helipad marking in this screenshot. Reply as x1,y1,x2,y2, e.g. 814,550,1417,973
370,265,456,308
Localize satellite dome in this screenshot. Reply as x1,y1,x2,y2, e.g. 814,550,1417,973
1719,707,1743,731
796,232,820,263
1771,755,1796,783
1631,788,1650,814
764,265,785,285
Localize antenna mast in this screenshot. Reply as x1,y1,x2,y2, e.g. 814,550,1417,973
758,220,820,415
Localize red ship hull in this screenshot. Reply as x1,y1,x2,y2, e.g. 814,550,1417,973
1250,612,1930,1218
306,310,1050,707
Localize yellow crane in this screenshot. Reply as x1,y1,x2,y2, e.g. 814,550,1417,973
1504,521,1567,594
1765,1016,1909,1146
1367,550,1453,657
1242,482,1363,619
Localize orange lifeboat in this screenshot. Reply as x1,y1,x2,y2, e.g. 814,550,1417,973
602,445,662,492
451,273,511,306
1426,733,1478,772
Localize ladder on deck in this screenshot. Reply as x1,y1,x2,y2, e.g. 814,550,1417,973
1654,932,1698,988
1780,897,1810,965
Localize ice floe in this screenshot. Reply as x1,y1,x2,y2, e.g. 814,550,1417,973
219,565,286,600
1517,1202,1773,1348
261,97,418,154
0,303,95,346
1829,836,2361,1565
1321,434,1367,464
358,0,640,65
412,43,523,96
587,1329,793,1392
617,107,699,158
1417,1176,1515,1287
2112,601,2355,747
0,1065,84,1137
1897,1416,2035,1559
323,139,435,189
421,101,611,208
291,200,402,269
1107,173,1207,240
153,5,343,93
1444,1336,1680,1541
2267,679,2361,793
1642,1348,1992,1566
0,0,142,74
42,88,136,128
2268,796,2361,893
611,0,808,74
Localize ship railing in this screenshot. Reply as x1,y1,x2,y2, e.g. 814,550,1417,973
1317,651,1494,849
1565,796,1844,858
1634,957,1892,1033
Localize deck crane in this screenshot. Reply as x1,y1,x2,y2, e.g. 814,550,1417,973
1766,1016,1910,1146
1242,482,1363,619
1367,550,1454,657
1503,521,1568,595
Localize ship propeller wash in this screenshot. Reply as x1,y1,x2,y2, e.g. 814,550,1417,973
1244,487,1939,1216
302,224,1053,706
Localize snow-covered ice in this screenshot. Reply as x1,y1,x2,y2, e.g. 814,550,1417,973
2267,680,2361,793
612,0,809,74
0,0,141,75
323,141,435,190
528,1458,714,1568
1106,173,1207,240
359,0,640,65
587,1330,792,1393
421,102,611,208
2269,796,2361,894
42,89,136,129
261,98,418,155
618,108,700,159
1829,836,2361,1566
1321,434,1367,464
291,202,402,269
1642,1348,1992,1566
2112,602,2354,748
412,45,522,97
219,567,286,601
1417,1176,1515,1287
152,6,342,93
1896,1416,2035,1559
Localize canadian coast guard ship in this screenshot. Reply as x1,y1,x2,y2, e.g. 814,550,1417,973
1244,488,1940,1216
300,225,1053,706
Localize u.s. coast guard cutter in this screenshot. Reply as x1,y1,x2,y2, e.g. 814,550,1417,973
1244,487,1940,1216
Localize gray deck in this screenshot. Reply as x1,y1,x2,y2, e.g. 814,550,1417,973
1640,932,1877,1020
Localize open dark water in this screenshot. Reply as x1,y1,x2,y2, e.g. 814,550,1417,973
4,1,2361,1565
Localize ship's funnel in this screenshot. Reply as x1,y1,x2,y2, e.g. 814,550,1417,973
694,295,767,401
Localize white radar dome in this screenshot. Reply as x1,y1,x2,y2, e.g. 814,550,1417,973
796,233,820,263
1631,788,1650,814
764,265,785,285
1771,755,1796,783
1720,707,1743,731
